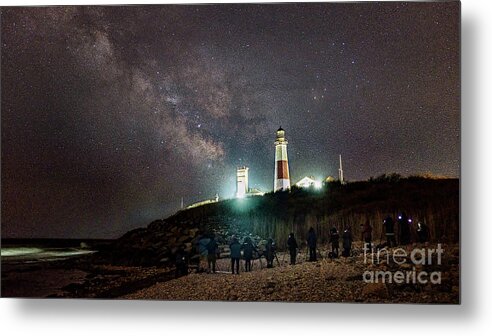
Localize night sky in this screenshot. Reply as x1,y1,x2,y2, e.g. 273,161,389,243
1,2,460,238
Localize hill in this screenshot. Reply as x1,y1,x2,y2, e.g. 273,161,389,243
94,176,459,267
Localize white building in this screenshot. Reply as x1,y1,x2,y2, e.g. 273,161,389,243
247,188,265,197
295,176,322,189
236,166,249,198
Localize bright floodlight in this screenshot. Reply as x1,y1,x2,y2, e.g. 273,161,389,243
314,181,322,189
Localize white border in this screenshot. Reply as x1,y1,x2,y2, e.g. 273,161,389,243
2,0,491,335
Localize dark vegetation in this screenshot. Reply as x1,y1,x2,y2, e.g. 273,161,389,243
97,175,459,267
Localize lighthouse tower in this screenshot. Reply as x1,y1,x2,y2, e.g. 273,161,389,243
274,127,291,191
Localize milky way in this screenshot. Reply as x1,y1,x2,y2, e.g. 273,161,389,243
1,3,460,238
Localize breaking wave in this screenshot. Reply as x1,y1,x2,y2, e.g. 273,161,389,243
1,247,95,262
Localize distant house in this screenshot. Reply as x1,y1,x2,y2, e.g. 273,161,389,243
295,176,322,189
324,175,336,183
186,194,220,209
247,188,265,197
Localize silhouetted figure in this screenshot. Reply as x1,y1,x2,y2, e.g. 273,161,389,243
242,236,257,272
342,226,353,257
206,234,218,274
287,233,298,265
417,222,430,243
383,216,396,247
398,212,411,245
307,227,317,261
230,236,241,274
361,221,373,250
265,238,276,268
198,234,211,273
175,246,188,278
329,227,340,258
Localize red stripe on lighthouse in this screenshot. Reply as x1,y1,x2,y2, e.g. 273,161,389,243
276,160,289,179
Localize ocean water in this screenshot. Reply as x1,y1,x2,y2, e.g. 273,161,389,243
1,246,95,263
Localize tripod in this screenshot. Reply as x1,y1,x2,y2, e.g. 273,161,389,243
257,250,281,269
274,251,281,266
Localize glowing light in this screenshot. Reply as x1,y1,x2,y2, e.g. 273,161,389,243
314,181,322,189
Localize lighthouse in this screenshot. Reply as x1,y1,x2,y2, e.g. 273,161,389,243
274,127,291,191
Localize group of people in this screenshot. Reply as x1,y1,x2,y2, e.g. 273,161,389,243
190,225,359,276
382,212,430,247
194,233,277,275
287,226,354,264
286,228,319,265
176,213,430,278
285,213,430,265
231,236,277,273
287,227,353,265
229,236,262,274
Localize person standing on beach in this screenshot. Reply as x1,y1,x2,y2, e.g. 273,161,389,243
242,236,257,272
306,227,317,262
398,212,411,245
417,222,429,244
342,226,353,257
230,236,241,274
198,234,211,273
206,234,218,274
287,233,298,265
329,227,340,258
361,221,373,250
265,238,276,268
383,216,396,247
174,246,188,278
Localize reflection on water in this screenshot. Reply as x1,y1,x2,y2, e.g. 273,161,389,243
1,246,95,262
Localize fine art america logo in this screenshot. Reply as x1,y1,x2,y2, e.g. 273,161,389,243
362,244,443,285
